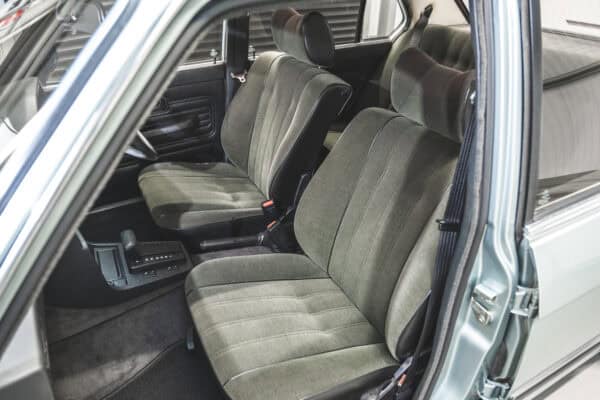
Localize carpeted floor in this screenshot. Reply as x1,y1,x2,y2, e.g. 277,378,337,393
104,342,225,400
48,286,221,400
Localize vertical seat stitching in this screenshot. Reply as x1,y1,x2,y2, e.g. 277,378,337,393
324,114,403,270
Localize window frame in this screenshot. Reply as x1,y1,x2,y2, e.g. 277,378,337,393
532,182,600,221
357,0,407,44
179,19,227,67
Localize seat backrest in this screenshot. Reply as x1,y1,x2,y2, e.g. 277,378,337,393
220,8,352,208
295,47,473,358
354,24,473,114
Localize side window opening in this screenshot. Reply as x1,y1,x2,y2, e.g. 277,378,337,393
361,0,405,40
38,0,224,90
248,0,406,58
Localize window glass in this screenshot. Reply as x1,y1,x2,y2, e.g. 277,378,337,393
0,0,111,166
534,1,600,212
38,1,222,88
249,1,362,56
248,0,405,57
361,0,405,40
183,22,223,65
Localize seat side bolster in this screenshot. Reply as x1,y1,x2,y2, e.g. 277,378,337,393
223,343,396,400
184,253,328,294
384,187,451,357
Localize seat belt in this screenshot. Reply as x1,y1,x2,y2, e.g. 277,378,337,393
364,90,477,400
408,4,433,48
225,17,250,106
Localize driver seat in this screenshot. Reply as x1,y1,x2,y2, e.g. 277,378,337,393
138,9,351,235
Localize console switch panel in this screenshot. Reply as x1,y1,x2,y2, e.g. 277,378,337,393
127,241,186,273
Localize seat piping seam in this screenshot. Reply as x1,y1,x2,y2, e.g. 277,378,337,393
222,343,391,388
189,288,344,308
198,305,358,336
210,321,373,360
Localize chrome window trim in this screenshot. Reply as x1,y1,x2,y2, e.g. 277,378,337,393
176,59,225,71
87,197,144,214
534,182,600,221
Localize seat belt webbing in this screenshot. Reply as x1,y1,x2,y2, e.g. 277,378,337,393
408,4,433,48
225,17,250,105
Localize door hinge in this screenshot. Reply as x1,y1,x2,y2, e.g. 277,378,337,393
510,285,539,319
478,376,511,400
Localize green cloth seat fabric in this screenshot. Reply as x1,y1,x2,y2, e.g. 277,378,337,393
187,270,397,400
139,9,351,232
138,162,265,230
186,47,473,400
324,24,473,151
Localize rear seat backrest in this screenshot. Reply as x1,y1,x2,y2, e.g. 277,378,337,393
375,24,474,109
295,48,473,349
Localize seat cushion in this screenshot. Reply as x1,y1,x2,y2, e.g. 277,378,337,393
185,254,397,400
138,162,266,230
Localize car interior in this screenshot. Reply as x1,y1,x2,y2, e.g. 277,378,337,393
0,0,594,399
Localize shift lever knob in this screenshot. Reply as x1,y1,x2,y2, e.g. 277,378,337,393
120,229,138,257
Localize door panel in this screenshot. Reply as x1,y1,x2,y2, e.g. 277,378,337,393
95,63,226,206
513,194,600,398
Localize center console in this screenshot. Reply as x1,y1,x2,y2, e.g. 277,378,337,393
92,229,193,290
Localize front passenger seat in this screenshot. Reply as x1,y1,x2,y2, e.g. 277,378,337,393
185,48,473,400
139,9,351,235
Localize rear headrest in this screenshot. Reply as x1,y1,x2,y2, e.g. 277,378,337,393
271,8,335,67
391,47,473,143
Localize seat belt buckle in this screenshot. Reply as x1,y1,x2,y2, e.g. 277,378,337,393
262,199,280,223
436,218,460,232
372,356,413,400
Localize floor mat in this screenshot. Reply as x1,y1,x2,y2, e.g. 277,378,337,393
104,343,226,400
50,287,191,400
46,283,182,344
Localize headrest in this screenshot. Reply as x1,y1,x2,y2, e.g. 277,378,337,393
391,47,474,143
271,8,335,67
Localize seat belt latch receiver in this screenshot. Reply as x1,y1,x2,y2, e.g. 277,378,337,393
436,218,460,232
368,356,413,400
262,199,280,223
